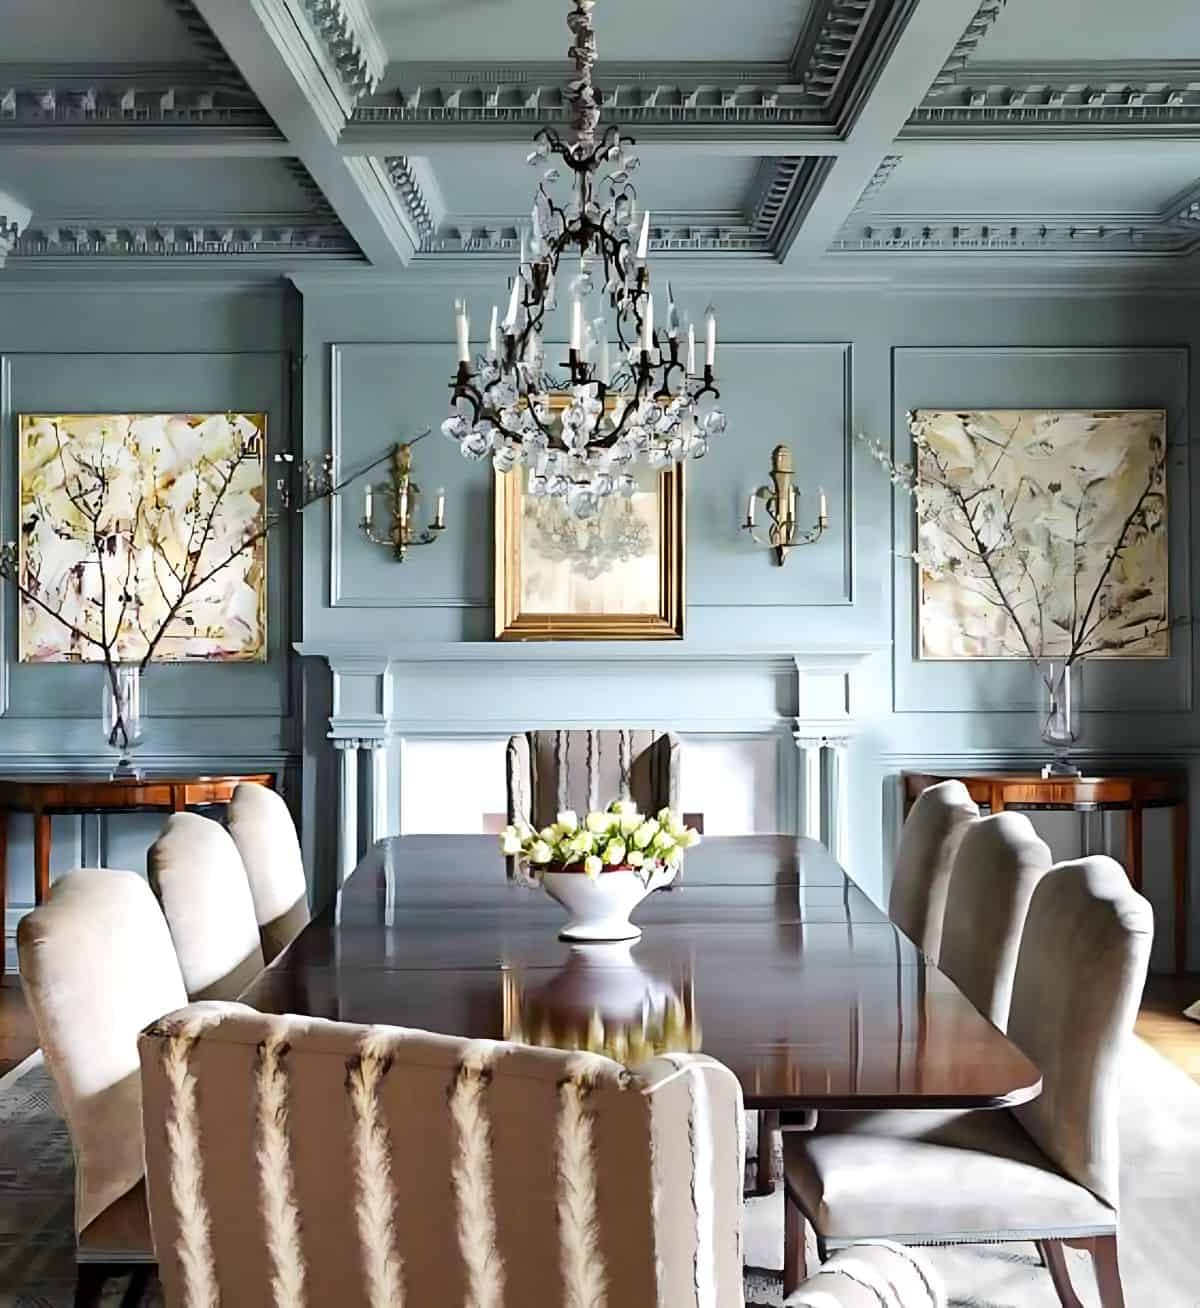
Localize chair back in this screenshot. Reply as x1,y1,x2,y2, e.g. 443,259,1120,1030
508,729,680,830
139,1003,745,1308
18,868,187,1236
1009,856,1153,1208
227,782,310,963
938,812,1052,1028
789,1241,945,1307
889,780,979,957
148,813,264,1001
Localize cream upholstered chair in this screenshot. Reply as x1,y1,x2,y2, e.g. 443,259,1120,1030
507,728,681,832
148,812,264,1001
782,856,1153,1307
17,867,188,1304
139,1002,744,1306
786,1242,944,1307
227,782,310,963
889,780,979,957
937,811,1052,1029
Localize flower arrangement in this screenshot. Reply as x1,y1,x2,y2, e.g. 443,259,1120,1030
500,798,701,882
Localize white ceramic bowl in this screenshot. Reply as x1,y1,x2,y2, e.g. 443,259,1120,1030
539,863,676,941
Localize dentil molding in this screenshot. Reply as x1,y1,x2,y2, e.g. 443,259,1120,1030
0,191,33,269
296,0,387,104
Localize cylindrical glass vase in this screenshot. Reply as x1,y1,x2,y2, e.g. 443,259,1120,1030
102,665,144,779
1039,661,1080,777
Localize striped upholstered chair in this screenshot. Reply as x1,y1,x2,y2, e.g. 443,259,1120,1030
507,729,681,832
139,1003,744,1306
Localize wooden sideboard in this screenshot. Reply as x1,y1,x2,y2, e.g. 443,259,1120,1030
902,771,1189,972
0,772,274,979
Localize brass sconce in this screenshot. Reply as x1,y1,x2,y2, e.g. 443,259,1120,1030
360,441,446,561
742,443,829,565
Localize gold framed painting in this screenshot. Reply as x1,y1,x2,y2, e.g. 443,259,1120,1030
17,412,268,663
494,462,685,640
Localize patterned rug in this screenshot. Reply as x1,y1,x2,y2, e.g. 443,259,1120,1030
1,1039,1198,1307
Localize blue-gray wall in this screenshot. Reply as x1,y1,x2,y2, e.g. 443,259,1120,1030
2,275,1195,975
296,277,1197,970
0,282,301,946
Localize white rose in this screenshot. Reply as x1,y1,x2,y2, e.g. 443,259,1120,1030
666,845,684,868
556,809,579,833
632,820,658,850
609,798,638,816
619,810,641,835
585,811,613,834
529,840,554,864
541,825,557,843
583,854,603,879
604,839,626,865
627,848,645,868
656,807,673,825
651,829,676,854
499,826,523,855
680,828,702,849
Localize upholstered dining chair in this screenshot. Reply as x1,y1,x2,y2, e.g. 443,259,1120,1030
227,782,310,963
889,779,979,958
148,812,264,1001
782,856,1153,1307
18,867,188,1305
937,811,1053,1029
507,728,681,833
786,1242,945,1307
139,1002,744,1306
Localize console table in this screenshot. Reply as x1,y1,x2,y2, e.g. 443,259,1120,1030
902,771,1189,972
0,772,274,979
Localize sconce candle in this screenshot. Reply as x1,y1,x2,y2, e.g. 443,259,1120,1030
363,483,373,524
488,305,499,359
434,487,446,529
687,323,696,375
569,296,583,352
454,299,470,363
636,210,650,261
705,305,717,368
359,439,446,563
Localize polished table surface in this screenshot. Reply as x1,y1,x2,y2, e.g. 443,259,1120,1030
241,834,1041,1111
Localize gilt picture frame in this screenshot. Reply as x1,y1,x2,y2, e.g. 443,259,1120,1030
494,463,685,641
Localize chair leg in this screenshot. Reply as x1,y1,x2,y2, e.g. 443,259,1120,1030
1038,1240,1085,1308
1089,1235,1126,1308
783,1190,806,1298
755,1109,780,1195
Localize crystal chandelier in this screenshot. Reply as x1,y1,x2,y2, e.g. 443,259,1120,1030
442,0,725,520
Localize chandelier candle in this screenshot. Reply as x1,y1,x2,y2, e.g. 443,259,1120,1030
442,0,726,518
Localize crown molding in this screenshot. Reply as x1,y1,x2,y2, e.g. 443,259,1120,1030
162,0,256,93
290,0,385,113
850,153,901,209
830,216,1200,255
8,213,360,260
928,0,1008,89
383,156,435,243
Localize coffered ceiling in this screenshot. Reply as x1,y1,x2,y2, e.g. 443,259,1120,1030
1,0,1198,279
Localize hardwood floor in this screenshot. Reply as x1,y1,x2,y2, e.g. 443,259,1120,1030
0,976,37,1078
1136,973,1200,1086
1,968,1197,1082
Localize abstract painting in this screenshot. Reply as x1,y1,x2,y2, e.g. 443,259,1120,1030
910,409,1168,660
18,412,267,662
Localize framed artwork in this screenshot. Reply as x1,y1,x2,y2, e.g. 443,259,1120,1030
18,412,268,663
494,462,684,640
910,408,1168,660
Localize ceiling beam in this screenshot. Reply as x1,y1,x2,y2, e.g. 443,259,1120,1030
190,0,419,265
780,0,1010,264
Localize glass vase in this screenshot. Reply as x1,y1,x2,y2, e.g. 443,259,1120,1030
102,665,144,779
1039,661,1080,778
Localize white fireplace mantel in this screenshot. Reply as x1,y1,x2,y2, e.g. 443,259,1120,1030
295,641,888,881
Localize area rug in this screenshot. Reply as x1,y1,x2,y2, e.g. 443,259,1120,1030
1,1039,1197,1306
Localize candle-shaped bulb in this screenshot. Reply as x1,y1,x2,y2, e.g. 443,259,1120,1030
704,303,717,368
598,335,611,385
636,210,650,261
667,282,678,339
746,490,757,528
502,276,521,333
454,297,470,363
399,484,409,524
364,482,374,524
488,305,499,359
434,486,446,529
570,295,583,352
641,293,654,353
818,487,828,522
687,322,696,374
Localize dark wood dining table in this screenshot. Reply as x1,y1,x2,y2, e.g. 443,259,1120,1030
241,834,1041,1112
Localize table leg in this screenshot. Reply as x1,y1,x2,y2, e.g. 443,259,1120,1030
1125,805,1144,893
1173,800,1189,974
34,811,51,905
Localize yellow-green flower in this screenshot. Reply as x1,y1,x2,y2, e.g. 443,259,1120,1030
680,827,702,849
556,809,579,833
627,848,645,868
632,820,659,850
585,810,614,834
529,839,554,864
583,854,603,879
499,825,523,855
609,798,639,816
604,838,626,865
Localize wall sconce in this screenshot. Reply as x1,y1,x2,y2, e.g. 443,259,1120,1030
742,443,829,565
360,441,446,561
